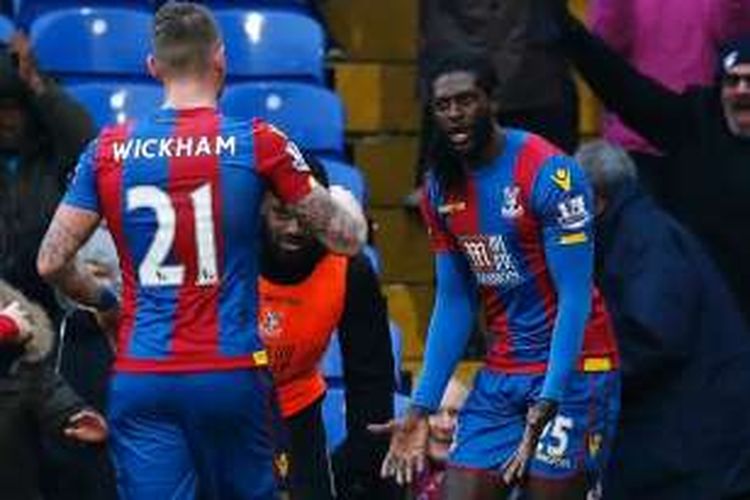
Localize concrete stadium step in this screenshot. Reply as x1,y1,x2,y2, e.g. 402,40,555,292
576,74,601,138
354,135,419,207
370,207,432,284
383,283,433,360
334,62,420,134
322,0,418,62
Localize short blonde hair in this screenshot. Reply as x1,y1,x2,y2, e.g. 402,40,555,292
152,2,221,76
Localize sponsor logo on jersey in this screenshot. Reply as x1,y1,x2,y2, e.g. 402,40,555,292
111,135,237,161
501,185,524,219
438,201,467,214
460,234,522,287
557,195,590,231
551,167,572,192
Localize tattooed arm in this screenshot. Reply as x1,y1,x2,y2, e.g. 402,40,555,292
290,181,368,256
252,120,367,256
36,204,111,309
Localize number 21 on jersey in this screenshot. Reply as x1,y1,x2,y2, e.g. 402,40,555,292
127,183,218,287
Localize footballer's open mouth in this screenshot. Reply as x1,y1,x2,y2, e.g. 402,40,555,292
447,127,472,151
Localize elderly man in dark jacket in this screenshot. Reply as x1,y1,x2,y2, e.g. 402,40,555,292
0,33,94,321
577,140,750,500
0,280,107,500
560,11,750,324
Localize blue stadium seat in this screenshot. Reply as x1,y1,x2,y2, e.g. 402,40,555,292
30,7,152,82
67,82,163,130
319,157,367,206
214,8,324,83
322,389,412,451
174,1,312,11
322,388,347,450
222,81,345,158
363,245,382,275
16,2,154,28
320,329,343,381
0,14,12,41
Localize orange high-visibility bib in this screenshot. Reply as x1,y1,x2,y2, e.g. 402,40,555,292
258,254,347,417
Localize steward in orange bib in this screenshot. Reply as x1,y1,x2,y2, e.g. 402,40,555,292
259,155,396,499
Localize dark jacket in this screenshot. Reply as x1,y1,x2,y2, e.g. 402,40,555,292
261,250,396,499
0,350,87,500
331,253,396,499
41,309,116,500
0,80,95,320
563,16,750,324
420,0,570,110
596,182,750,500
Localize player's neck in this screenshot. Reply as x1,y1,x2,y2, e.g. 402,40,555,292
162,79,218,110
465,125,504,171
261,243,326,285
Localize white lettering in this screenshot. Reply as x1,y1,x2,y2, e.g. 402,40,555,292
110,135,237,161
460,235,523,288
175,137,193,157
195,136,212,156
112,141,133,162
216,135,236,156
141,138,157,159
158,137,174,157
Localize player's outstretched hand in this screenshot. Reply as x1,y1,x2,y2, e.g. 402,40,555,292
502,398,558,485
64,409,108,443
368,410,429,485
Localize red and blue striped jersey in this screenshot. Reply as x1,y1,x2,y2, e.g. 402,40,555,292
421,130,618,373
63,107,312,373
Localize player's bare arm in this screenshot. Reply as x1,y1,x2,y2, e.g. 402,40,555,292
290,181,367,257
37,204,109,308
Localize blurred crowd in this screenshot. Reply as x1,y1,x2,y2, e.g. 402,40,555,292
2,0,750,499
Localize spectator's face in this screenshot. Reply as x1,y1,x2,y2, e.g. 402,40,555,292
427,381,467,462
262,193,316,261
431,71,493,159
722,63,750,138
0,97,26,152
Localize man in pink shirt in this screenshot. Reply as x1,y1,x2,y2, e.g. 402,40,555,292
589,0,750,194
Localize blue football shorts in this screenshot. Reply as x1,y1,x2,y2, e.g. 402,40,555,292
108,369,278,500
449,368,620,483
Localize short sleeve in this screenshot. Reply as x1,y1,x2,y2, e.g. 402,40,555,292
252,119,313,203
531,156,595,250
62,139,100,213
418,184,459,253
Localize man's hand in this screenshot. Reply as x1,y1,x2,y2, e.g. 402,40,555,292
502,399,558,485
368,410,429,485
1,301,33,343
64,409,108,443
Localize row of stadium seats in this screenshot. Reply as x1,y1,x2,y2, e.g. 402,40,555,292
3,7,326,83
2,0,313,27
65,80,368,207
69,81,345,158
